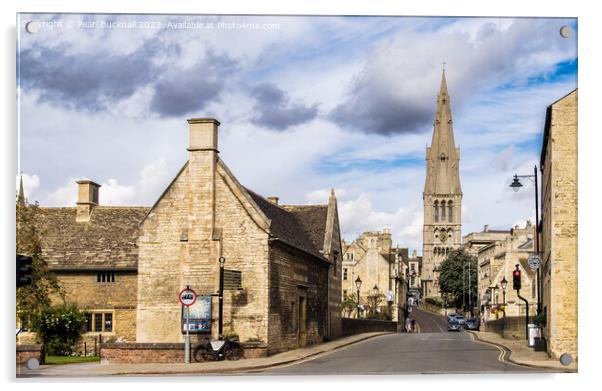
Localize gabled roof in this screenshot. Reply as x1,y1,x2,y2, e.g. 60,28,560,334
38,206,149,270
245,189,329,262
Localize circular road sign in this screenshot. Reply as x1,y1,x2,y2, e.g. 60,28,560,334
527,254,542,270
179,287,197,307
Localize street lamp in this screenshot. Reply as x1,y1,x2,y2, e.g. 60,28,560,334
218,256,226,340
355,276,362,318
509,166,542,315
373,284,379,296
501,277,508,317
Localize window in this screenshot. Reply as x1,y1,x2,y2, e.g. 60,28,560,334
343,268,348,280
86,312,114,333
448,202,453,223
343,289,348,297
441,200,446,221
97,271,115,283
434,201,439,222
411,276,415,286
84,313,93,332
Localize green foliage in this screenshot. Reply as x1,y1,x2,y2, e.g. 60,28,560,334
364,293,386,319
32,304,86,356
16,200,64,319
223,331,240,342
533,312,547,327
245,337,263,343
342,292,360,317
438,248,478,310
45,355,100,365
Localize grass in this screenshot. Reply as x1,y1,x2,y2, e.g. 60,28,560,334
44,355,100,365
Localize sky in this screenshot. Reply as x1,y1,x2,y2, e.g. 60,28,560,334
16,14,578,254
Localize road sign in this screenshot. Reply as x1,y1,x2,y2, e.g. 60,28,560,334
179,287,197,307
527,254,542,270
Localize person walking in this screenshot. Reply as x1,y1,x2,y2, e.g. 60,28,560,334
405,317,412,333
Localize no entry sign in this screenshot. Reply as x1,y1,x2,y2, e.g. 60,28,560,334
179,287,197,307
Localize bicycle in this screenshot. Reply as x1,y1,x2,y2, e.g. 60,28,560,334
193,339,244,362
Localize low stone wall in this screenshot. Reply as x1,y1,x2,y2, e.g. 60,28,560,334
16,344,44,365
341,318,397,336
100,342,268,364
419,302,450,317
484,316,527,340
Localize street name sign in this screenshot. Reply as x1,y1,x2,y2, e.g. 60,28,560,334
527,254,542,270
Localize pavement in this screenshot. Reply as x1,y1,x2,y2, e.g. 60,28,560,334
16,332,389,378
467,330,577,373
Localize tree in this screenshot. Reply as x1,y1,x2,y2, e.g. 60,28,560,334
342,292,359,318
438,248,477,312
16,198,63,323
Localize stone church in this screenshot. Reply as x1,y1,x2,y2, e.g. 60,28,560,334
421,70,463,298
18,118,343,357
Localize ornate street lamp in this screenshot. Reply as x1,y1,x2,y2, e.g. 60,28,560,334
501,276,508,317
510,175,523,192
355,276,362,318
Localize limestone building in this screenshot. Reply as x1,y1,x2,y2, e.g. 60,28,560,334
540,89,577,361
476,222,538,325
341,230,408,320
17,180,148,349
463,225,511,258
422,70,463,298
136,118,343,354
17,118,343,356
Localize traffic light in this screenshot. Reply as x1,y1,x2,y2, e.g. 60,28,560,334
16,255,33,287
512,265,521,291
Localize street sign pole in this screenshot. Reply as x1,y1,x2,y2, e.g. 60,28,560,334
178,285,197,364
185,306,190,363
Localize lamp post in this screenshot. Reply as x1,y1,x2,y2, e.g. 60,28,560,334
373,285,379,315
501,277,508,317
355,276,362,318
510,166,542,315
218,256,226,340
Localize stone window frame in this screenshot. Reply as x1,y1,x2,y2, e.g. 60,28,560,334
84,310,115,334
343,268,348,280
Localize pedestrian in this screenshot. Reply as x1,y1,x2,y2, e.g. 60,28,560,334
405,317,412,333
411,319,416,333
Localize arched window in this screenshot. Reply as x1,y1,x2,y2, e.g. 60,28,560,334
441,200,446,221
434,201,439,222
448,201,453,223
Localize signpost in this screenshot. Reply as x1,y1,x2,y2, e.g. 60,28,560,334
179,286,197,363
527,253,542,271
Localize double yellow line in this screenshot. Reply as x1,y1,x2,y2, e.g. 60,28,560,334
468,332,507,364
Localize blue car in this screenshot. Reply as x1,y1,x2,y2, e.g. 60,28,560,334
447,319,461,331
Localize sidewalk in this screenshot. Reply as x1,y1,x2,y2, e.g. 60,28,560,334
467,330,577,372
17,332,390,377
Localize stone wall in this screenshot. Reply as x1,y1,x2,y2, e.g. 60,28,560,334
100,342,267,364
484,316,527,340
341,318,397,336
268,242,329,355
16,344,44,365
541,90,578,360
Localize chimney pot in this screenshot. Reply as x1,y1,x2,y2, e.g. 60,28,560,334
267,196,279,205
484,224,489,232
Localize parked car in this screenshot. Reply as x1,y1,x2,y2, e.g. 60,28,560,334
455,315,466,326
447,319,461,332
447,313,457,321
465,318,480,330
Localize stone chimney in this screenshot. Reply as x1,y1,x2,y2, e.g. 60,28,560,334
186,118,220,241
76,180,101,222
267,196,279,205
483,224,489,232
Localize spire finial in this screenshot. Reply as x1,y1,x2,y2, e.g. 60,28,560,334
442,61,446,71
330,188,336,197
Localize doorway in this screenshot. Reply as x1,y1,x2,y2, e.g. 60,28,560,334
297,289,307,347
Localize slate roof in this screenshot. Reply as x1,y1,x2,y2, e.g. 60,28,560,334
245,189,329,262
38,206,149,270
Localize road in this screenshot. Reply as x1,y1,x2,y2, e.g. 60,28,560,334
262,308,538,375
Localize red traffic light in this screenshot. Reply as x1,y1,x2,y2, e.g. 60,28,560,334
512,266,521,291
513,270,520,277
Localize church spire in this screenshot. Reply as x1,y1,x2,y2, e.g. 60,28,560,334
17,173,25,206
439,65,448,97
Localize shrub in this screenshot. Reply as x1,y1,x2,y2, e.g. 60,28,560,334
32,304,85,356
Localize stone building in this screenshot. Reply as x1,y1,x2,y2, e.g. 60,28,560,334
341,229,408,320
17,180,148,350
17,118,343,356
422,70,463,298
136,118,343,354
476,222,538,327
463,225,511,258
407,250,422,295
540,89,577,361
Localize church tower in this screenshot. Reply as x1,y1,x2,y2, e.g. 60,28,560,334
421,69,462,298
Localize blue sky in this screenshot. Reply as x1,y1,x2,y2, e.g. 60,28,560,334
16,14,578,253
